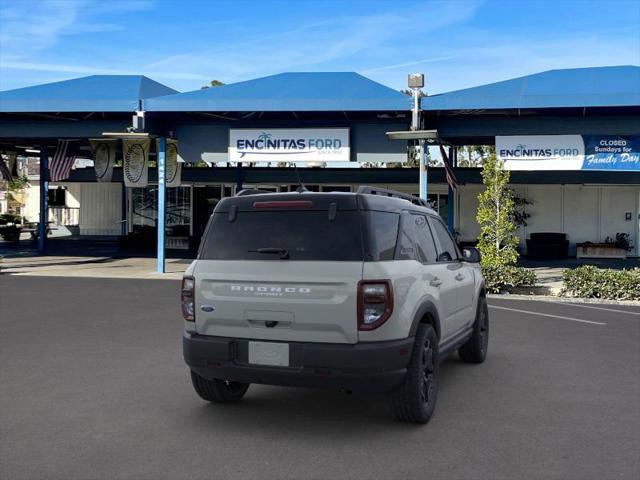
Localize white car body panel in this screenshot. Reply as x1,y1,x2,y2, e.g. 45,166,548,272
193,260,362,344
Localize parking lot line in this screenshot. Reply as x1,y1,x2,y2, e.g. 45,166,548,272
539,302,640,316
489,305,607,326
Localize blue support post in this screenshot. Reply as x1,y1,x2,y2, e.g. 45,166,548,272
447,146,455,233
38,147,48,254
157,137,166,273
419,140,428,200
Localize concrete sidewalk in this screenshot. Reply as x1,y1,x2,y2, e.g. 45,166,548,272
1,254,636,289
0,255,190,279
0,254,566,291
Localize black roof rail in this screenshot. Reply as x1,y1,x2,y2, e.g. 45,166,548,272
357,185,429,208
235,188,272,197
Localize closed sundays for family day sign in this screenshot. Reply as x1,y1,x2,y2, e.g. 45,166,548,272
497,135,640,171
229,128,350,162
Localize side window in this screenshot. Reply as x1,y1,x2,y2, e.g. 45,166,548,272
411,214,438,263
395,216,416,261
429,217,458,262
365,211,400,261
395,213,437,263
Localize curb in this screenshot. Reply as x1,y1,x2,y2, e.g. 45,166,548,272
488,293,640,307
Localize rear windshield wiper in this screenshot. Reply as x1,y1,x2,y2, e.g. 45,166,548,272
248,247,290,259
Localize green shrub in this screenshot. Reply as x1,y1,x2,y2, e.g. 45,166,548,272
562,266,640,300
481,265,537,293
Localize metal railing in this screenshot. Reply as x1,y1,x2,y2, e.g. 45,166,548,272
48,207,79,226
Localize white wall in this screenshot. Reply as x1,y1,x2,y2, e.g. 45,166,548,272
23,182,40,222
562,186,599,255
78,183,122,235
65,184,81,208
600,187,638,253
456,183,640,256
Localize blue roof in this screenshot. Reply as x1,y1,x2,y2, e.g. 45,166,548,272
422,66,640,111
145,72,410,112
0,75,178,113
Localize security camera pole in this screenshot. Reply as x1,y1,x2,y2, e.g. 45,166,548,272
408,73,427,200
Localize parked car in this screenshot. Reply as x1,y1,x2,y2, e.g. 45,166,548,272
181,186,488,423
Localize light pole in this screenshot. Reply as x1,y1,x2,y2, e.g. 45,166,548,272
408,73,426,200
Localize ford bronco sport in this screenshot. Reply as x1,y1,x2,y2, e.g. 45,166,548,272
182,186,488,423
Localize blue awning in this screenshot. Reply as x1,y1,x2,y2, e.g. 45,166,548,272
145,72,410,112
422,66,640,111
0,75,178,113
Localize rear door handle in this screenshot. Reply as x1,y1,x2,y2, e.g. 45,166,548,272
455,273,464,281
430,277,443,287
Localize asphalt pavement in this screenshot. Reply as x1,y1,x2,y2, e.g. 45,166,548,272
1,276,638,480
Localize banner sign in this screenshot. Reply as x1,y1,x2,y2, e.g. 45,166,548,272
497,135,640,171
123,138,150,187
496,135,584,170
156,138,181,187
229,128,350,162
90,139,116,182
582,136,640,171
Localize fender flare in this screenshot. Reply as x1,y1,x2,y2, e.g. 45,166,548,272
478,279,487,298
408,301,442,339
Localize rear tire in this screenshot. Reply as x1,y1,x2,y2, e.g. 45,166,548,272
458,296,489,364
190,370,250,403
388,324,439,424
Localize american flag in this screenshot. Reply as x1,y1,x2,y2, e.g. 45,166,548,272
0,156,12,181
439,145,458,190
50,140,77,182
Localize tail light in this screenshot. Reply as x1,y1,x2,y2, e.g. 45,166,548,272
181,276,195,322
357,280,393,331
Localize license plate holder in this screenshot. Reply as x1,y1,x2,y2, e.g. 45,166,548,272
248,341,290,367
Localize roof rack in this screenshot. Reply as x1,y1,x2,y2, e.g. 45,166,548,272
357,186,428,208
235,188,272,196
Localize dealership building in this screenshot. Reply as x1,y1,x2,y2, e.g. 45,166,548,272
0,65,638,265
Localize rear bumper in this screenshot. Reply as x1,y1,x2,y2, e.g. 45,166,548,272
183,333,414,393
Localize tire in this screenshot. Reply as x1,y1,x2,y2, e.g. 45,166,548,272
190,370,250,404
458,296,489,364
388,324,439,424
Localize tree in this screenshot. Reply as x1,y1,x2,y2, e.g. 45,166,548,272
201,80,225,89
6,175,29,215
457,145,495,167
476,153,519,267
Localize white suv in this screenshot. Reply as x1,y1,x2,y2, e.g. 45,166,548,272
182,187,488,423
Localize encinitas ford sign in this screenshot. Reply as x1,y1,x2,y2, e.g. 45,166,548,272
229,128,350,162
497,135,640,171
497,135,584,170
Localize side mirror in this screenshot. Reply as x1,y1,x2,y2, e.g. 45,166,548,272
462,247,481,263
436,252,452,262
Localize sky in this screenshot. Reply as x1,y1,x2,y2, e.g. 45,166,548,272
0,0,639,94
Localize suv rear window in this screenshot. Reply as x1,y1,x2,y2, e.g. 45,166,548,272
199,210,364,261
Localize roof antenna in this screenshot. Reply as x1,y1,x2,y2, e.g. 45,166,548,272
292,163,308,193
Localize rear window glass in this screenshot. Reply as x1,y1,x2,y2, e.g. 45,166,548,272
199,210,364,261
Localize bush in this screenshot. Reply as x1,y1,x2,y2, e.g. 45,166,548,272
562,266,640,300
481,265,537,293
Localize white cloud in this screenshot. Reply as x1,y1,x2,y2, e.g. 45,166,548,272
136,0,485,90
360,55,459,74
0,0,152,61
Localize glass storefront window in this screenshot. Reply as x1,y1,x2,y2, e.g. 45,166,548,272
131,186,191,232
423,192,449,225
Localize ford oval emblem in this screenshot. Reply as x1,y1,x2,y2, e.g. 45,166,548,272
200,305,215,312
